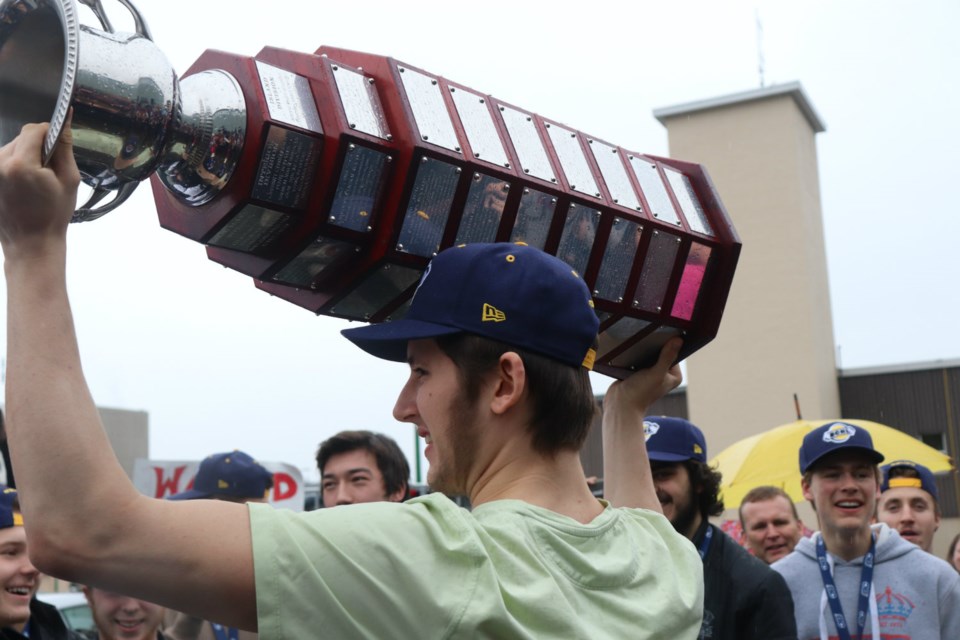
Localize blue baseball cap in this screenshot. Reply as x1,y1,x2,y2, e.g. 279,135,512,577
799,421,885,473
342,243,599,369
643,416,708,463
0,486,22,528
881,460,938,501
168,450,274,501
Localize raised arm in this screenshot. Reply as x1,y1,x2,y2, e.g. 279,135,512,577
601,338,683,511
0,124,257,630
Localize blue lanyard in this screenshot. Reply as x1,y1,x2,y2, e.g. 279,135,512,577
697,525,713,561
211,623,239,640
815,533,876,640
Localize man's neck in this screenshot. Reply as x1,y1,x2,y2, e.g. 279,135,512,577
683,511,704,541
822,524,874,561
469,449,603,524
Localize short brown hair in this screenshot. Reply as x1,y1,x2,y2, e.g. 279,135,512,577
739,486,800,528
435,333,597,455
316,431,410,500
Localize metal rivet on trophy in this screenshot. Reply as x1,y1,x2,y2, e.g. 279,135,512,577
0,0,741,378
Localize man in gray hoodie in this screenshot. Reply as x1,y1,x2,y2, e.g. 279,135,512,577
772,421,960,640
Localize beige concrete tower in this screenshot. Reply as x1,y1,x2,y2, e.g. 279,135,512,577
654,83,840,454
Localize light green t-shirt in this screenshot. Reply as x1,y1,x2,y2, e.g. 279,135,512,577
250,494,702,639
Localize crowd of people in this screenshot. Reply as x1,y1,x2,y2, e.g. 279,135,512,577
0,120,957,638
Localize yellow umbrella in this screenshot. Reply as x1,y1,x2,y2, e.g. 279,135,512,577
710,419,955,505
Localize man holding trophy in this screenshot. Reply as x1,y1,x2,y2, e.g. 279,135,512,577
0,123,704,637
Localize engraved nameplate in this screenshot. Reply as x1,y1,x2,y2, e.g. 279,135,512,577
498,105,555,183
208,204,292,254
557,204,600,276
629,157,681,226
457,174,509,244
251,125,322,210
546,123,599,198
596,217,642,302
397,157,461,256
328,145,391,233
510,188,556,249
397,66,460,152
633,230,681,312
330,263,424,320
256,61,322,133
331,64,390,140
273,236,358,287
450,87,509,167
591,141,640,210
665,168,714,236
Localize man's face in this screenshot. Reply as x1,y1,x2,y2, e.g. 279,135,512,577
84,588,165,640
740,496,803,563
0,525,38,630
393,339,482,495
322,448,403,506
652,462,700,539
802,451,878,537
877,486,940,551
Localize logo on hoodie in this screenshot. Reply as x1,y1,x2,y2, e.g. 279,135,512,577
877,585,915,626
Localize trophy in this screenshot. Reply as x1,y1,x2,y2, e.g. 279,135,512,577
0,0,741,378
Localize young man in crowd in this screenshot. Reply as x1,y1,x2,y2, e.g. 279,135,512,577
316,430,409,506
772,421,960,639
877,459,941,553
82,588,166,640
0,488,78,640
640,416,797,640
739,485,805,564
0,124,703,638
163,451,271,640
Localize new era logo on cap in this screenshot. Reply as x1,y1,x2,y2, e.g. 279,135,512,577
482,303,506,323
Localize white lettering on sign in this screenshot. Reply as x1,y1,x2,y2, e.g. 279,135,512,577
133,459,305,512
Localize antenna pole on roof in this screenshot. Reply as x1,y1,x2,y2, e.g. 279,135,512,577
756,9,766,88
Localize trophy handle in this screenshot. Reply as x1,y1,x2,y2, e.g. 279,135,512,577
73,183,140,223
78,0,153,40
68,0,155,222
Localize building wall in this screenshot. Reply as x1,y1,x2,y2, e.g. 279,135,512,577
657,89,841,455
99,407,149,480
839,363,960,517
1,406,147,488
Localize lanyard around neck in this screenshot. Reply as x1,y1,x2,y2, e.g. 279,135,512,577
697,524,713,561
815,533,876,640
211,623,239,640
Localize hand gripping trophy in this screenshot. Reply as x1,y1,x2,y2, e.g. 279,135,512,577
0,0,740,378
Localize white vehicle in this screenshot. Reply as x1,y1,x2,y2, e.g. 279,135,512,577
36,591,94,635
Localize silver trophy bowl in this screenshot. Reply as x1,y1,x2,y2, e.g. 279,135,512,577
0,0,246,220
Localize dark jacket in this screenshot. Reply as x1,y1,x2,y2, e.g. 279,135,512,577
0,597,83,640
693,521,798,640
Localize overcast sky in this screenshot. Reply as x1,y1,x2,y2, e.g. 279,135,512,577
1,0,957,481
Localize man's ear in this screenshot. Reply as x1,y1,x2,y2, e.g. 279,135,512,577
387,484,407,503
801,477,814,503
489,352,526,416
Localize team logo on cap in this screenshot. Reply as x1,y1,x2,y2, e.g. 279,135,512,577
643,421,660,442
482,303,506,323
822,422,856,444
412,262,433,298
